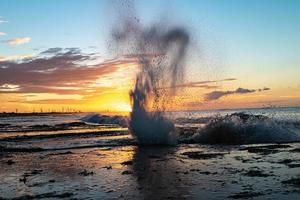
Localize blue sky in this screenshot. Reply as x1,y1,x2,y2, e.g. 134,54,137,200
1,0,299,61
0,0,299,112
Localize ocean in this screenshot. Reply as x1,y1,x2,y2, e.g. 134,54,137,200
1,107,300,199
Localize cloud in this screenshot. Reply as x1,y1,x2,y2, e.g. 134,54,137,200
0,32,6,36
174,83,220,89
0,48,135,95
205,87,269,101
235,87,256,93
0,84,20,92
258,87,270,92
23,98,85,105
3,37,31,45
40,47,63,54
0,54,34,62
189,78,237,85
0,18,8,24
165,78,237,89
222,78,237,81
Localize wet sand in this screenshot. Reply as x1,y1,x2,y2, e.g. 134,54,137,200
1,142,300,200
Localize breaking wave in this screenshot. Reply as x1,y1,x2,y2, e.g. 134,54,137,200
181,113,300,144
80,114,128,127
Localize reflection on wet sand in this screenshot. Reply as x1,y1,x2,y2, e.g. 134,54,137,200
1,143,300,199
131,146,190,200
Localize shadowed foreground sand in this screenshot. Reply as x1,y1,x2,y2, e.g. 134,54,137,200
1,143,300,199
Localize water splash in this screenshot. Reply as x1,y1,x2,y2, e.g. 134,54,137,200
112,15,190,145
184,113,300,144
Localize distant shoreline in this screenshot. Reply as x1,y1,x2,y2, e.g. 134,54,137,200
0,112,82,118
1,106,299,118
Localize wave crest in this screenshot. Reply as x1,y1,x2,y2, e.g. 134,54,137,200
184,113,300,144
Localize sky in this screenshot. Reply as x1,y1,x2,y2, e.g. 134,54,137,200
0,0,299,113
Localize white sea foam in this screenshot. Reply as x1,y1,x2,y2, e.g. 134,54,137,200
188,113,300,144
81,114,127,127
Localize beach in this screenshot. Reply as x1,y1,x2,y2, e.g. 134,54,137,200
1,143,300,199
0,108,300,199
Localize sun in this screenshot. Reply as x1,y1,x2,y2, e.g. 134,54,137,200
113,103,132,113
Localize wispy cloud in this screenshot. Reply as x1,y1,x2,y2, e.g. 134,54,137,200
23,98,84,105
0,54,34,62
40,47,63,54
0,48,135,95
0,32,6,36
2,37,31,45
0,18,8,24
163,78,237,89
205,87,270,101
0,84,20,92
258,87,270,92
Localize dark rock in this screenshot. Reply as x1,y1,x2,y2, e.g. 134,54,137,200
19,176,26,183
287,163,300,168
234,156,252,163
28,182,48,187
122,170,133,175
121,160,133,165
198,171,217,175
31,169,43,175
244,169,271,177
0,123,10,127
253,144,291,149
242,144,291,155
290,148,300,153
282,177,300,188
182,151,227,159
6,159,15,165
29,124,51,129
78,169,94,176
47,151,73,156
0,146,44,153
228,191,264,199
243,146,279,155
103,166,112,170
278,159,293,164
56,122,86,127
22,169,43,178
11,192,73,199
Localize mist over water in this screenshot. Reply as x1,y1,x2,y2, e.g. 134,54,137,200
111,7,190,145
